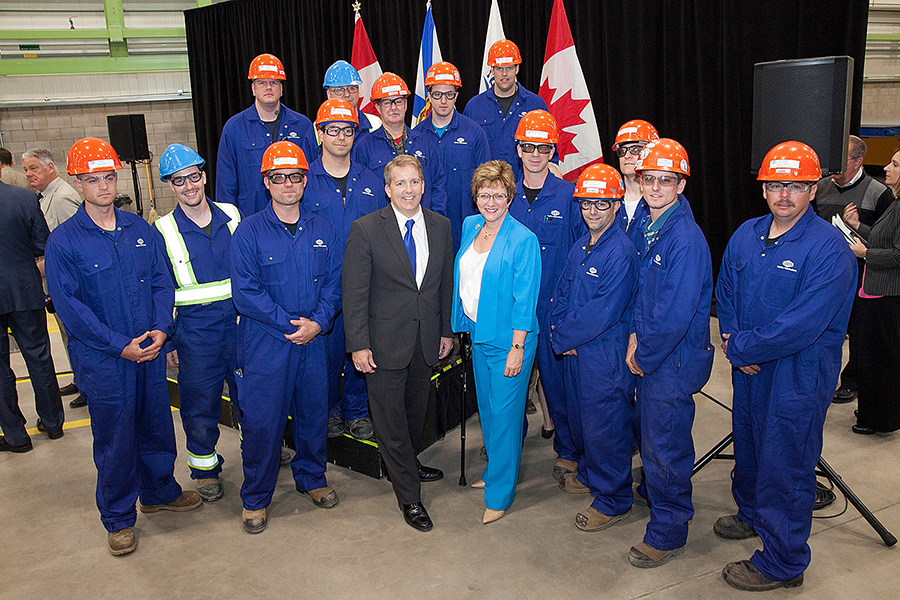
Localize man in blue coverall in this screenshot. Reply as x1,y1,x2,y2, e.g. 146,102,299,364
230,141,342,534
46,137,201,557
414,61,491,252
612,119,659,251
550,164,638,533
153,143,242,503
464,39,549,180
216,53,318,215
624,138,714,568
304,99,383,440
507,110,583,485
323,60,383,145
352,72,447,216
715,141,856,591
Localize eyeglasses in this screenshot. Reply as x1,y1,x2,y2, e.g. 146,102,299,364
327,85,359,96
764,182,813,194
491,65,516,74
640,173,681,188
616,144,646,157
376,97,407,107
77,173,117,186
429,90,458,101
476,192,509,202
267,172,306,184
579,199,613,211
253,79,282,88
170,172,203,187
321,125,355,137
518,142,554,155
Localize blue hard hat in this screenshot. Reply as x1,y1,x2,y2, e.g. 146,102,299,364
159,143,205,182
323,60,363,88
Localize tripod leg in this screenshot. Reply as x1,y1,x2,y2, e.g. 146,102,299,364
817,457,896,547
692,432,734,476
458,334,468,486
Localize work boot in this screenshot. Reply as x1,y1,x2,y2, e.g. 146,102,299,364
196,478,223,502
558,472,589,494
348,417,374,440
296,485,339,508
723,560,803,591
713,514,758,540
242,507,267,534
327,416,346,438
108,527,136,556
139,490,202,513
574,506,631,532
628,541,685,568
552,458,577,482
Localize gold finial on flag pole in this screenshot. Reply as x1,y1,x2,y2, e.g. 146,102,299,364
352,1,361,15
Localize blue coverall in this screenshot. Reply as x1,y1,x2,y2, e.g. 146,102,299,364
509,175,583,459
45,206,180,532
351,125,447,216
355,111,382,146
304,157,384,421
230,205,342,511
551,227,638,517
632,199,714,551
154,200,240,480
462,85,549,180
215,104,318,215
716,206,856,581
414,110,491,252
616,198,649,253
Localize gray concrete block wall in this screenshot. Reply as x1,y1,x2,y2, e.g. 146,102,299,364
862,82,900,124
0,99,197,219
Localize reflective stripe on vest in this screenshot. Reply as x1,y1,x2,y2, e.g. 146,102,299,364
154,202,241,306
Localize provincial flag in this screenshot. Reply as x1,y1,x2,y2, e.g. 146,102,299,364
539,0,604,181
478,0,506,93
413,1,442,126
351,5,384,117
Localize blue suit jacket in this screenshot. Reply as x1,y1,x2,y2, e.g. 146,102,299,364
0,181,48,314
451,213,541,349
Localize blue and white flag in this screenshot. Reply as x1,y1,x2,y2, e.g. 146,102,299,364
412,1,442,126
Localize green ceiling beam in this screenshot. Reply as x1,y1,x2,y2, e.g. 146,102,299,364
0,55,189,76
868,34,900,42
103,0,126,43
0,28,186,41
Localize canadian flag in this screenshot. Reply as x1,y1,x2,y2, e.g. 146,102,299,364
351,7,383,117
539,0,603,181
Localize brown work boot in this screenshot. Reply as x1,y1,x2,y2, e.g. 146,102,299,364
242,507,267,534
296,484,339,508
628,541,685,568
574,506,631,532
107,526,136,556
196,478,223,502
723,560,803,591
558,472,590,494
139,490,202,513
552,458,577,483
713,514,758,540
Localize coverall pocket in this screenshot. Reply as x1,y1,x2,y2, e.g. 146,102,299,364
312,246,329,278
760,269,799,310
241,141,265,167
258,248,288,285
79,254,116,294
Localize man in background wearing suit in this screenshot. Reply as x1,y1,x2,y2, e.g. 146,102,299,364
342,155,454,532
0,179,65,452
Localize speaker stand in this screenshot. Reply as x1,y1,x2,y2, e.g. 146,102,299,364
126,160,143,217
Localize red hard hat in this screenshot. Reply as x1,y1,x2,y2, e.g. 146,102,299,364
613,119,660,150
514,110,559,145
574,164,625,199
757,141,822,181
370,72,410,100
66,137,123,175
634,138,690,176
316,98,359,127
260,141,308,173
488,39,522,67
248,54,286,80
426,61,462,88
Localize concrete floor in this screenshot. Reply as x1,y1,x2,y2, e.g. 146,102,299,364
2,319,899,600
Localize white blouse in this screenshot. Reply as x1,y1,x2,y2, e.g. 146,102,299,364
458,240,490,322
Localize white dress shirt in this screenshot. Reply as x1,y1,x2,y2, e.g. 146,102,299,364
391,204,429,288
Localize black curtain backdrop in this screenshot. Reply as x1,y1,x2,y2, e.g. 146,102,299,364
184,0,868,271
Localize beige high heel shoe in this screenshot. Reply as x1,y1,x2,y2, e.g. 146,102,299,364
471,480,485,489
483,508,505,524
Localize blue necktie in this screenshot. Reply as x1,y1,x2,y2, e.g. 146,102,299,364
404,219,416,276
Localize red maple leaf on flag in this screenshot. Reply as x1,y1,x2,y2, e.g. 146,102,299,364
540,80,589,164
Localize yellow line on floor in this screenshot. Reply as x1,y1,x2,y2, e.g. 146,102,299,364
15,372,74,384
26,406,179,436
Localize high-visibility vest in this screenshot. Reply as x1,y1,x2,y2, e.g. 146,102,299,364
155,202,241,306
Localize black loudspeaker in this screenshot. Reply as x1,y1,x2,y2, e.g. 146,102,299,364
752,56,853,176
106,114,150,162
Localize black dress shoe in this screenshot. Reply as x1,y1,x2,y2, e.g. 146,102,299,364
399,502,433,532
0,436,33,453
36,419,64,440
541,426,554,439
852,424,876,435
68,395,87,408
59,382,79,396
418,465,444,482
832,387,857,404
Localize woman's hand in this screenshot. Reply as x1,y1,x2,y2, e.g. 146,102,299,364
848,235,867,259
504,347,524,377
843,203,861,230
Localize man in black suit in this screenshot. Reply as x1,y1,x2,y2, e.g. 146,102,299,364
342,155,454,532
0,181,65,452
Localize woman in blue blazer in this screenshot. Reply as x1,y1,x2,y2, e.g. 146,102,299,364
452,160,541,523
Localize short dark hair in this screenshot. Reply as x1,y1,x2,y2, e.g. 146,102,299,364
0,148,12,166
